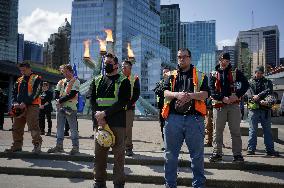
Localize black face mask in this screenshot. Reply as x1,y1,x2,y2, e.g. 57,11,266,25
104,63,114,73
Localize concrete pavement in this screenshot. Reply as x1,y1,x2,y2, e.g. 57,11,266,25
0,118,284,187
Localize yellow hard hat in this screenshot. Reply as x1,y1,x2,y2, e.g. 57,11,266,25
95,124,115,147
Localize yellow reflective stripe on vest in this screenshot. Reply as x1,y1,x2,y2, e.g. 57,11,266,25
96,98,117,106
95,74,125,107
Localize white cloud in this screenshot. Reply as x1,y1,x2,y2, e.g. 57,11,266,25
217,39,236,50
19,8,71,44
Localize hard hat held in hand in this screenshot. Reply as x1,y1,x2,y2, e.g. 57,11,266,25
8,106,26,119
95,124,115,147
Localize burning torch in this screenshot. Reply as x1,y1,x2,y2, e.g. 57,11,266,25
82,39,96,70
105,29,114,54
127,43,135,64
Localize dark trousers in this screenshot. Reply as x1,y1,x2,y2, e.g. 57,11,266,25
0,110,4,128
39,109,52,132
95,127,126,185
159,108,165,141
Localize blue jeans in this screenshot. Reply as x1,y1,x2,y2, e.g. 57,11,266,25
164,114,206,188
247,109,274,153
56,109,79,147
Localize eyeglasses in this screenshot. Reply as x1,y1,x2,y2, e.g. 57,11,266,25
177,55,190,60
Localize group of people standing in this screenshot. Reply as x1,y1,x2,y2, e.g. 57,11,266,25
154,49,280,188
2,47,281,188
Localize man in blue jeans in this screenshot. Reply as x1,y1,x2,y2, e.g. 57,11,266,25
48,64,80,155
163,48,209,188
247,66,279,157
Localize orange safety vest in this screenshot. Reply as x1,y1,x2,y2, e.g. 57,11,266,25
161,67,207,119
17,74,41,105
58,78,78,102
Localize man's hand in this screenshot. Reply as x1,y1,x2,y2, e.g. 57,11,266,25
260,100,268,106
175,92,191,103
252,95,260,102
56,99,61,108
222,97,231,104
95,111,106,121
97,118,107,127
19,102,26,109
229,94,239,103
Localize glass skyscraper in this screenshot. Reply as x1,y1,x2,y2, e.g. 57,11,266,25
236,25,279,77
160,4,180,66
24,41,43,64
0,0,18,63
17,34,24,63
71,0,170,105
180,21,216,75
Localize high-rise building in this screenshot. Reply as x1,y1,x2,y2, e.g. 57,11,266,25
70,0,170,105
24,41,43,64
280,57,284,66
43,18,71,69
17,33,24,63
0,0,18,63
222,46,236,68
236,25,279,77
160,4,180,65
180,21,216,75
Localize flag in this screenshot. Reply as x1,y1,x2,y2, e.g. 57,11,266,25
73,63,78,78
101,56,105,75
72,63,84,112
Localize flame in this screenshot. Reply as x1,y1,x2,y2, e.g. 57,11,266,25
127,43,134,58
97,37,106,52
83,40,91,58
104,29,113,42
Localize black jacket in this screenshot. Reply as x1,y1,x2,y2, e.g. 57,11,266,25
249,77,273,100
210,64,249,101
89,74,131,128
12,74,42,105
40,90,53,112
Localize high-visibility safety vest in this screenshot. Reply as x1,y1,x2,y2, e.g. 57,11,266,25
161,67,207,119
212,69,237,108
17,74,41,105
128,74,139,107
57,78,78,102
95,74,127,107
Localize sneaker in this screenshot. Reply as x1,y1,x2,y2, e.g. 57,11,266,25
69,147,79,155
233,155,244,163
125,149,134,157
93,181,107,188
32,143,41,154
40,132,45,135
47,145,64,153
114,184,124,188
4,147,22,153
45,132,51,136
204,143,213,147
266,151,280,157
246,150,255,155
209,154,222,162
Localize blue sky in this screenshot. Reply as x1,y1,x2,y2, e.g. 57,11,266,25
19,0,284,56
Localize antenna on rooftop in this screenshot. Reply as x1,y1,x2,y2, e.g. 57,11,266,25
251,10,255,29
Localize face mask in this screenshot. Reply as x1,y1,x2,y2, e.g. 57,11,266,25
105,63,114,73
